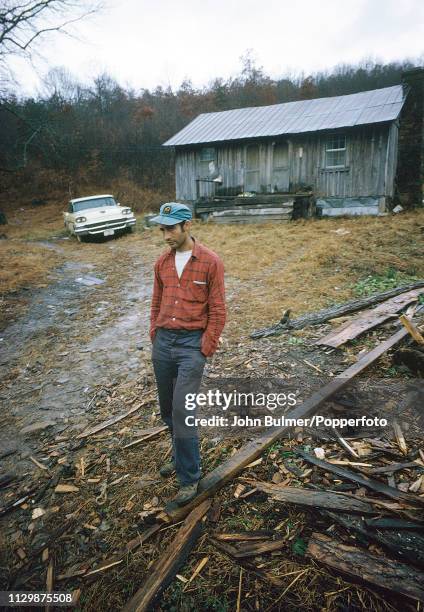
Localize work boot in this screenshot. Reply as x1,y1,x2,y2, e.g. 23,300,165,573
159,461,176,477
173,482,199,506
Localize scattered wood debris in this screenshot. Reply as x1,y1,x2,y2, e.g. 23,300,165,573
121,500,211,612
307,532,424,602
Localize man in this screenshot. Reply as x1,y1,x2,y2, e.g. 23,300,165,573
149,202,226,506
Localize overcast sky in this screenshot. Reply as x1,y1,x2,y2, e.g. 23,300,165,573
9,0,424,96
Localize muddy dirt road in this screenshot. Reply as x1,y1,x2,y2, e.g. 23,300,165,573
0,235,153,473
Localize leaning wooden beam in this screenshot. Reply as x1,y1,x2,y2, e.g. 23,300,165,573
249,482,380,514
316,288,423,348
297,451,424,507
251,281,424,338
157,326,409,524
399,314,424,345
307,532,424,602
121,500,210,612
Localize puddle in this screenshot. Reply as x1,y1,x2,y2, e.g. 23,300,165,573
0,242,153,473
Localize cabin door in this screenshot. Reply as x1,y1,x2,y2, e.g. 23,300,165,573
272,143,289,192
245,145,260,192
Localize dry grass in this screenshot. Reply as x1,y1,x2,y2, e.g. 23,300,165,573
185,211,424,337
0,241,63,294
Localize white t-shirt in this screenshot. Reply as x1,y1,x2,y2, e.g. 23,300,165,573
175,250,192,278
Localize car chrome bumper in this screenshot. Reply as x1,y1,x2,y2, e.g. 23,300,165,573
75,218,136,235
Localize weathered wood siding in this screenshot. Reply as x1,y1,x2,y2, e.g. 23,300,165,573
174,124,398,202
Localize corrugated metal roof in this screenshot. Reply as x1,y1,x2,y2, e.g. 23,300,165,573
163,85,405,146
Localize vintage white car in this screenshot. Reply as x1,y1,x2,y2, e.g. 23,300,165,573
63,194,136,241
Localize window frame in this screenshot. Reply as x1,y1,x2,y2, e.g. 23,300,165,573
199,147,216,177
325,134,347,169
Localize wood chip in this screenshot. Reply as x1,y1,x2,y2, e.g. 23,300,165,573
29,456,49,471
55,484,79,494
185,556,208,586
393,420,408,455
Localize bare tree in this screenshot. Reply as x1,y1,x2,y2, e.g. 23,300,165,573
0,0,101,86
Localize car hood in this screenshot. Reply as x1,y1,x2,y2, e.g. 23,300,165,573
77,206,129,220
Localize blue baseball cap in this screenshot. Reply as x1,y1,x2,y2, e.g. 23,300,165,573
150,202,193,226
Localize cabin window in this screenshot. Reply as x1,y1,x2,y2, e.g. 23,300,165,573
245,144,260,192
325,134,346,168
199,147,216,177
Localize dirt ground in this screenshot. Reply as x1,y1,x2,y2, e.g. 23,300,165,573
1,208,424,611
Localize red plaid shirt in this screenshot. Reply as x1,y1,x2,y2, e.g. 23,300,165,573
150,237,226,357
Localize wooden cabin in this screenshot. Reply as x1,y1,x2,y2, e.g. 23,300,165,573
163,69,423,219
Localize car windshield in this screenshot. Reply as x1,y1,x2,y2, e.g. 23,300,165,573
73,197,116,212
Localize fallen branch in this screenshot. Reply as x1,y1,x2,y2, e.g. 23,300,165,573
307,532,424,602
122,500,210,612
250,281,424,338
157,326,410,524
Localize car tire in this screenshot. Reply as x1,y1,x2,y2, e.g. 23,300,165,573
126,226,134,234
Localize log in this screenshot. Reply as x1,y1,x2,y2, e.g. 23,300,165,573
324,511,424,567
316,289,424,348
121,500,210,612
297,451,424,507
157,327,409,524
307,532,424,602
250,482,379,514
250,280,424,338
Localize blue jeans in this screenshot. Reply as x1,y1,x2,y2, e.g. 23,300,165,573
152,328,206,486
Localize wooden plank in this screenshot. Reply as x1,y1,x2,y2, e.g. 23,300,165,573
250,482,379,514
77,403,146,439
157,326,409,524
211,536,287,558
297,451,424,507
121,500,210,612
212,215,292,224
210,539,285,587
214,531,274,542
307,532,424,602
316,288,423,348
122,426,168,449
251,281,424,338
